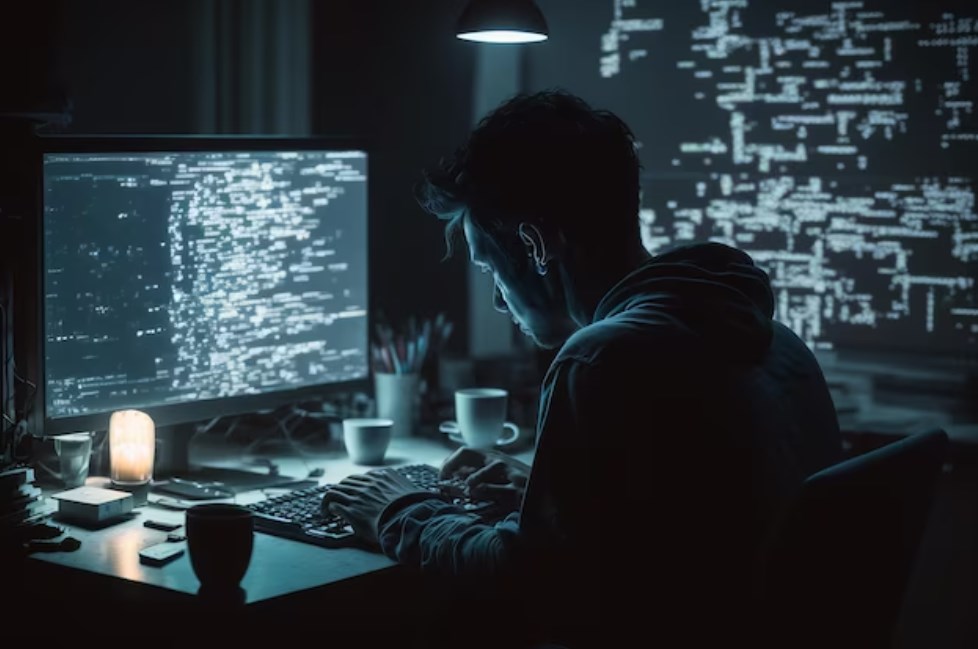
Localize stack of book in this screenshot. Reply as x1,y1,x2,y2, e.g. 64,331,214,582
0,464,56,535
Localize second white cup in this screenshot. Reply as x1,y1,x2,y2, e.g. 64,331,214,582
343,418,393,465
442,388,520,449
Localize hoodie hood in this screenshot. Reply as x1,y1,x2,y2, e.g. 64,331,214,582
592,242,776,361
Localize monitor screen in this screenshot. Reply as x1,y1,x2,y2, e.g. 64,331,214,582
39,138,369,433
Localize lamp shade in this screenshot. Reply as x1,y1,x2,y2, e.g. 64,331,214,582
456,0,549,43
109,409,155,486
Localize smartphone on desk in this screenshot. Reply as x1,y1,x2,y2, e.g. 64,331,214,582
151,478,235,501
139,542,185,567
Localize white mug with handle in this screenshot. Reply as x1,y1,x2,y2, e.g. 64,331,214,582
37,432,94,489
439,388,520,449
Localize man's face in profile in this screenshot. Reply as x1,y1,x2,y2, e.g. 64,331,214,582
462,213,574,349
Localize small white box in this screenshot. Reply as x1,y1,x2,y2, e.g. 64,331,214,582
52,486,134,524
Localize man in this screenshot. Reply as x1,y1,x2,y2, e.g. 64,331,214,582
323,89,842,647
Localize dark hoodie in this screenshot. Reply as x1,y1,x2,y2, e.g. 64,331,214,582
377,242,841,648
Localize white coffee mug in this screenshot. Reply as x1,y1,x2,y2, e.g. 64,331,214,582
439,388,520,449
38,432,94,489
343,418,393,465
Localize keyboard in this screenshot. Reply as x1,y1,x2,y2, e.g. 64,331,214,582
247,464,502,548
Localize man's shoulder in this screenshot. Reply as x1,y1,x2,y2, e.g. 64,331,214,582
553,311,690,371
552,318,626,367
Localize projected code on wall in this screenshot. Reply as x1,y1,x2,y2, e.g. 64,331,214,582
599,0,977,352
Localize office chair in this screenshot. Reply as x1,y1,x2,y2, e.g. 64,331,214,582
755,428,949,649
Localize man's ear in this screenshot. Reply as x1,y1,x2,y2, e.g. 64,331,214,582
517,222,547,265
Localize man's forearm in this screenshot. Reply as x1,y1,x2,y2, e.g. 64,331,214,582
378,500,521,578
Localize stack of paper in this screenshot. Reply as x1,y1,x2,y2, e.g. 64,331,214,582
0,465,56,534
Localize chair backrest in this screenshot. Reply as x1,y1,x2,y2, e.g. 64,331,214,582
756,428,949,649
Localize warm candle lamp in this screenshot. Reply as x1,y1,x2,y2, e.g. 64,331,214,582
109,409,155,504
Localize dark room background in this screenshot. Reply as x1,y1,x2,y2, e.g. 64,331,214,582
1,2,975,647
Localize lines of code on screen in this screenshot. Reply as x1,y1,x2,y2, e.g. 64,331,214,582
43,149,369,419
590,0,978,353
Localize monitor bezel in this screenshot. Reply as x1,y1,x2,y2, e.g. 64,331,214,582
34,134,372,436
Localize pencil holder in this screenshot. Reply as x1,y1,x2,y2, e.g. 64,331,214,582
373,372,421,438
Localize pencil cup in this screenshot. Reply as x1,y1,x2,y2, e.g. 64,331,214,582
374,372,421,438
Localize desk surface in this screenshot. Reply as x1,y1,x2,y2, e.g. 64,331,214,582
836,403,978,445
27,434,534,606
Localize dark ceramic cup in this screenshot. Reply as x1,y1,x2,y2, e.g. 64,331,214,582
185,503,254,592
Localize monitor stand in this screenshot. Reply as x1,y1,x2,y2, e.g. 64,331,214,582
154,423,197,478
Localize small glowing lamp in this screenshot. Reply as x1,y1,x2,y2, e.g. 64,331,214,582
110,409,155,488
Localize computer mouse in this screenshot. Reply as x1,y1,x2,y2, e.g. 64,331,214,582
308,468,325,478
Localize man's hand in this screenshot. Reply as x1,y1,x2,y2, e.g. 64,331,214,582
321,469,430,548
440,447,497,481
441,447,532,510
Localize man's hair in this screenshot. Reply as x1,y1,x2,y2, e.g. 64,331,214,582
415,88,642,260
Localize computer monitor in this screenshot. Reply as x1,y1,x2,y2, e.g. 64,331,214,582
36,136,370,440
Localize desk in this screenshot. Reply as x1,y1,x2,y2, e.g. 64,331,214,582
12,435,535,638
835,401,978,466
